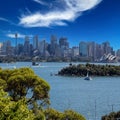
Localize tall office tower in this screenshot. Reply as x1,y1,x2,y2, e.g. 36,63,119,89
33,35,39,50
116,49,120,57
79,41,88,57
15,33,18,56
72,47,79,57
101,41,111,55
50,35,57,56
23,36,30,56
0,43,3,54
39,40,48,57
2,40,13,55
2,42,7,55
59,37,69,49
17,44,24,56
59,37,69,57
88,42,95,61
94,43,103,61
6,40,12,55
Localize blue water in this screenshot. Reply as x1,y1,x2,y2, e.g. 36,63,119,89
0,62,120,120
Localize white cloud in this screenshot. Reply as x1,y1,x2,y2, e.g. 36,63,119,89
0,17,7,21
19,0,102,27
0,17,16,25
7,33,25,38
33,0,48,6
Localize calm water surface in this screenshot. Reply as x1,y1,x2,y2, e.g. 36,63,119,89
1,62,120,120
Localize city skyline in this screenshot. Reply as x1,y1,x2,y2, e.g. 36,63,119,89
1,36,119,63
0,0,120,50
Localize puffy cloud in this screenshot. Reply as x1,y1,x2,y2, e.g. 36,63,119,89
7,33,25,38
19,0,102,27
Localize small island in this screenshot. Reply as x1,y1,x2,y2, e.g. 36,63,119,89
58,63,120,76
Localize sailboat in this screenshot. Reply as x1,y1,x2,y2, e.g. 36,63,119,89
84,71,92,80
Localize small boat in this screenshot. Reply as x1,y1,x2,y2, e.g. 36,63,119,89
32,61,40,66
84,72,92,80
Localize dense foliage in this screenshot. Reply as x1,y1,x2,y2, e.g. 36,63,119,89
0,89,36,120
44,108,86,120
0,67,86,120
0,67,50,108
102,111,120,120
58,63,120,76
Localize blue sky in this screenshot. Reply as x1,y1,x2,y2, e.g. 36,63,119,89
0,0,120,50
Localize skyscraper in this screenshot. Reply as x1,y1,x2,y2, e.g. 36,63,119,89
33,35,39,50
79,41,88,57
23,36,30,56
50,35,57,56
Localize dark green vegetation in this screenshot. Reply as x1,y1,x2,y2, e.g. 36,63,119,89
102,111,120,120
0,56,92,63
0,67,86,120
58,63,120,76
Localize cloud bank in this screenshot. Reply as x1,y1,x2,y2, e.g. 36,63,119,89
19,0,102,27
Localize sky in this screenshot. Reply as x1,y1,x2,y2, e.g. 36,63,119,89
0,0,120,50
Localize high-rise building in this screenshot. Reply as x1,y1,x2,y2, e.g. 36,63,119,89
50,35,57,56
0,43,3,54
6,40,13,55
88,42,95,60
39,40,48,57
72,47,79,57
59,37,69,49
59,37,69,57
23,36,30,56
116,49,120,57
101,41,111,54
94,43,103,61
79,41,88,57
33,35,39,50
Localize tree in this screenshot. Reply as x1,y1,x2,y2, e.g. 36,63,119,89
0,67,86,120
0,88,36,120
102,111,120,120
0,67,50,109
63,110,86,120
44,108,86,120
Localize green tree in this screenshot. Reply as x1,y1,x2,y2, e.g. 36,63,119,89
102,111,120,120
0,68,86,120
0,88,36,120
63,110,86,120
44,108,86,120
44,108,64,120
0,68,50,108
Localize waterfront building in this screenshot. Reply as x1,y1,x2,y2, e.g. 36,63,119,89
33,35,39,50
79,41,88,57
72,46,79,57
17,44,24,56
39,40,49,57
117,49,120,57
50,35,58,56
94,43,103,61
101,41,112,55
88,42,95,61
0,43,3,54
23,36,30,56
6,40,13,55
59,37,69,49
59,37,69,57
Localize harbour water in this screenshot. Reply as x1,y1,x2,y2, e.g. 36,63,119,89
0,62,120,120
